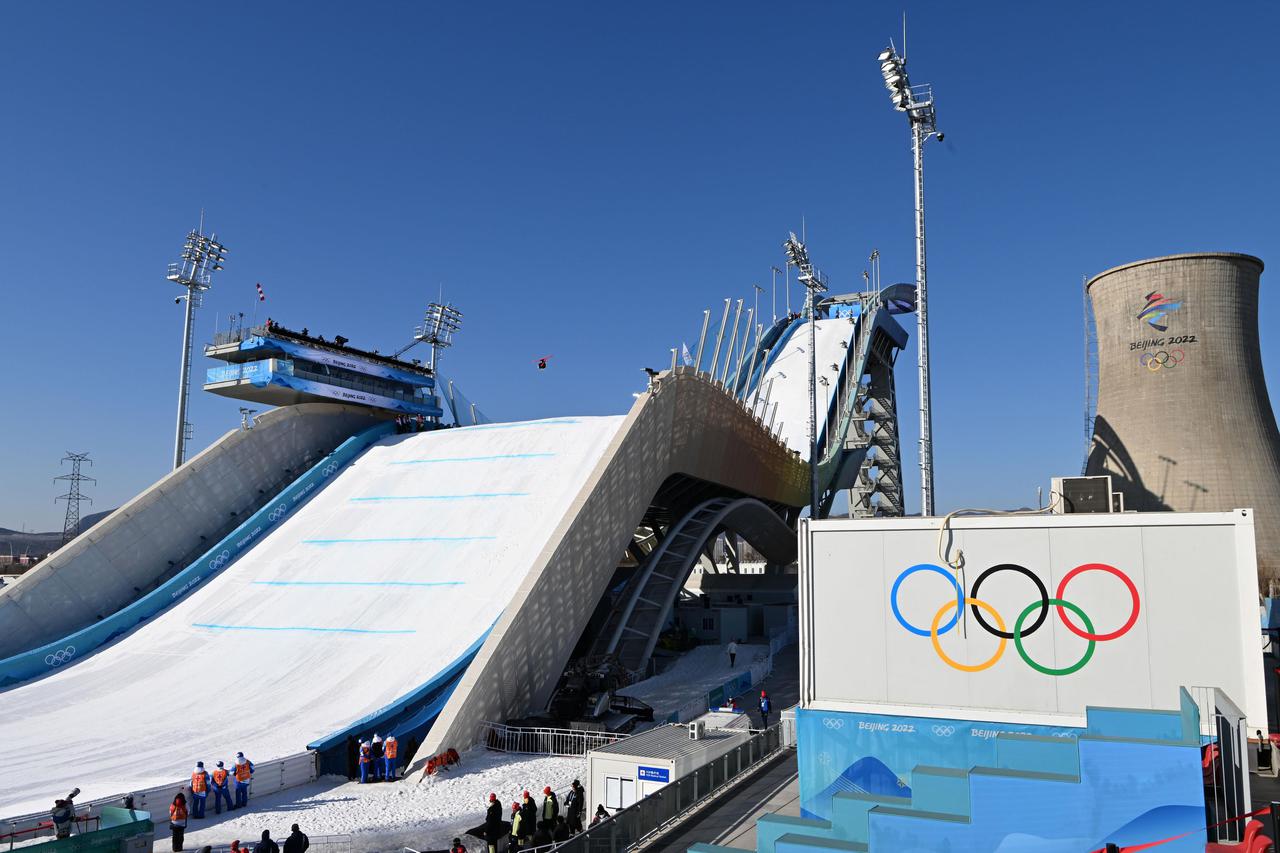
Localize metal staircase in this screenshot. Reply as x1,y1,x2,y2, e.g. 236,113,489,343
588,496,796,674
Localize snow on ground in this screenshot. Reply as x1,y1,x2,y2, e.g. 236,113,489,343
159,749,585,853
618,643,768,720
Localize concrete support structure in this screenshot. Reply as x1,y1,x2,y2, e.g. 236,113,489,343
421,369,808,757
0,403,388,657
1086,252,1280,586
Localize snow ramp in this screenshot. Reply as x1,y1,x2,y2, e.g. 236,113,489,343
0,416,622,817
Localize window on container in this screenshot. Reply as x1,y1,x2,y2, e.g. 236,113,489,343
605,776,627,811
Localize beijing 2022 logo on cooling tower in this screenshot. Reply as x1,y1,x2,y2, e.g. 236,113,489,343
889,562,1140,676
1130,290,1199,371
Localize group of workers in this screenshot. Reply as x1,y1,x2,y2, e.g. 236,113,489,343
477,780,609,852
356,733,400,783
186,753,255,819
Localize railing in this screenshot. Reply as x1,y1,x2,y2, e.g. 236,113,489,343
546,724,787,853
3,814,101,850
480,723,628,756
1189,685,1251,844
1,752,318,842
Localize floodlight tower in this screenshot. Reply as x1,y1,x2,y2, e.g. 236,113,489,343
878,43,942,517
784,232,827,519
418,302,464,373
166,227,228,470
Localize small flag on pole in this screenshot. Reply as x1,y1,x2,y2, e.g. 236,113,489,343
681,342,693,366
256,283,266,302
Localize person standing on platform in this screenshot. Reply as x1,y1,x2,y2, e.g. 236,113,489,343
758,690,771,728
483,794,503,853
371,734,384,780
233,752,254,809
358,739,373,784
383,734,398,781
565,779,585,834
169,793,188,852
210,762,232,815
189,762,209,819
728,639,738,668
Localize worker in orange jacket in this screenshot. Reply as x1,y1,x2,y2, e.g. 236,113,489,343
189,762,209,819
383,735,398,781
233,752,254,809
210,761,233,815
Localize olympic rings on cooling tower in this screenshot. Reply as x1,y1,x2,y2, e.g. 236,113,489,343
888,562,1140,675
1139,349,1185,370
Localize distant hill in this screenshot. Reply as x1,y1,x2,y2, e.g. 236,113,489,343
0,509,115,557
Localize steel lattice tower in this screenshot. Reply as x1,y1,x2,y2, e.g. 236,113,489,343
54,452,95,546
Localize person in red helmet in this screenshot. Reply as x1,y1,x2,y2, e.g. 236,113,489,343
509,802,524,850
539,785,559,832
483,793,503,853
759,690,772,728
519,792,536,846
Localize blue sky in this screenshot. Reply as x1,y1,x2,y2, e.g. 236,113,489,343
1,1,1277,529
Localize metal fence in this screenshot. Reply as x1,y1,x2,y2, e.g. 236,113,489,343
547,723,786,853
480,723,628,757
1,751,319,841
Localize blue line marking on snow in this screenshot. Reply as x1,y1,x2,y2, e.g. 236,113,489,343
252,580,465,588
351,493,528,502
302,536,495,544
456,419,580,431
390,453,555,465
193,623,416,635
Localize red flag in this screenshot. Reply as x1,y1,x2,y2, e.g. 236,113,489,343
256,283,266,302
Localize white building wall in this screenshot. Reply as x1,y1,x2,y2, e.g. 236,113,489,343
799,510,1266,730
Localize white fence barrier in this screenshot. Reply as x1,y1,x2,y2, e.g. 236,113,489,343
2,751,318,838
480,723,628,756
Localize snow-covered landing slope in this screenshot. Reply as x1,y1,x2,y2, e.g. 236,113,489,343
0,416,622,817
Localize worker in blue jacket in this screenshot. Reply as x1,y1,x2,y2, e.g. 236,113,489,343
759,691,772,728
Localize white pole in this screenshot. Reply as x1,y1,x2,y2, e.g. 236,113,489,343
721,299,743,385
172,288,196,470
806,286,819,517
708,299,731,380
742,324,762,403
913,120,935,517
733,308,753,394
693,309,711,373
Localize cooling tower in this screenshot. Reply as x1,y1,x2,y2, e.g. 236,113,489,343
1086,252,1280,587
